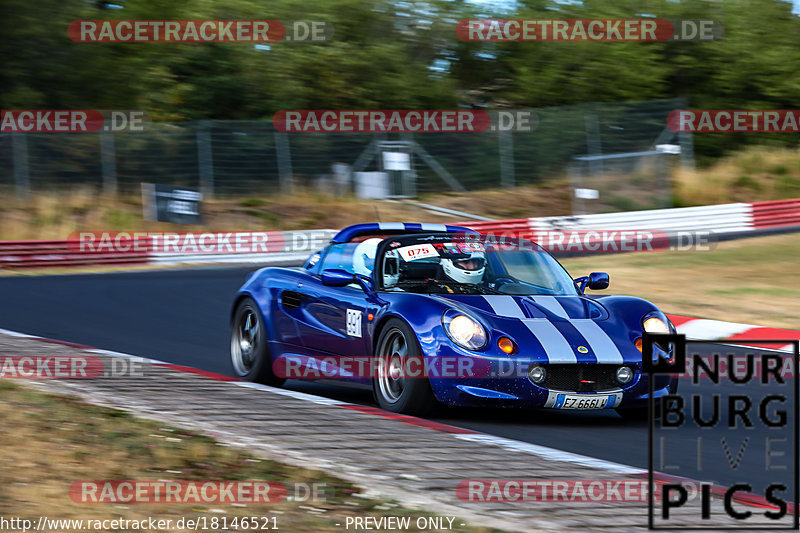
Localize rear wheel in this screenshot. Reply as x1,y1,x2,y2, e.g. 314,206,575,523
373,319,435,415
230,298,285,387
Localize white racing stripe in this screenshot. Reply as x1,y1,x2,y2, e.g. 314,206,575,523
522,319,577,363
420,223,448,232
529,297,624,363
486,297,624,363
377,222,406,230
570,319,624,364
529,296,569,319
483,295,526,319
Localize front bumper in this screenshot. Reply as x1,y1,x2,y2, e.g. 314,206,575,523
426,349,676,409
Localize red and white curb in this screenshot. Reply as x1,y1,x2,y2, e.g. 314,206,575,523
668,314,799,352
0,326,640,474
0,321,797,515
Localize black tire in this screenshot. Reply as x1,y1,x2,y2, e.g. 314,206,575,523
372,318,436,415
230,297,285,387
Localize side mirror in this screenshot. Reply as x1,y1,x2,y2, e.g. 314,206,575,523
321,269,355,287
574,272,610,293
588,272,609,290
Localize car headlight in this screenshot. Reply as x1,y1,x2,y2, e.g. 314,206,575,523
643,316,670,334
443,312,487,351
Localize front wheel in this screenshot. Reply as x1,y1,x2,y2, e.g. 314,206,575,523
230,297,285,387
372,319,436,415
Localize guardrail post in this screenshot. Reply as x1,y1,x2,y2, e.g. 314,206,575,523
100,131,117,197
274,130,294,194
12,133,30,199
197,121,214,199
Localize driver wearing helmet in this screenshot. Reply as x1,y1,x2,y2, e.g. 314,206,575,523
439,251,486,285
353,238,382,278
353,238,400,287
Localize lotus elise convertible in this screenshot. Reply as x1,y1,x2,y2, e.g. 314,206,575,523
230,223,678,418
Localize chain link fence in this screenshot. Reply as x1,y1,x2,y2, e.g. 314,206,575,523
0,99,693,213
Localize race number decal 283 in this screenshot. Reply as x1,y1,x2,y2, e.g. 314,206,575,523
346,309,362,337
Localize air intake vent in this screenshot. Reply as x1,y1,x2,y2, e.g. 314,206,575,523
281,291,304,310
532,364,632,392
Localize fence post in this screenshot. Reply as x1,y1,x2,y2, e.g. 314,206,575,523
498,129,515,188
197,121,214,199
678,131,695,171
12,133,30,199
100,131,117,197
274,130,293,194
584,105,602,177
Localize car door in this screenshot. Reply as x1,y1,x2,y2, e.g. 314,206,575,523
292,243,371,360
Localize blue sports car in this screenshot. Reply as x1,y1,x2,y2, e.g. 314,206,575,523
230,222,678,418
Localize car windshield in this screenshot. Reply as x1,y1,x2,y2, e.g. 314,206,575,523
377,234,579,296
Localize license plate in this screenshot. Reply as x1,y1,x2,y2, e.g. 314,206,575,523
556,394,613,410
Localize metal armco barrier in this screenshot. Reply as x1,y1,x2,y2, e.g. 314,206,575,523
751,198,800,229
0,230,336,269
462,219,535,239
527,202,755,234
0,199,798,269
0,239,149,268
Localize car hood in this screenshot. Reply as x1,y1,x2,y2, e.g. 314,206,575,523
434,294,640,364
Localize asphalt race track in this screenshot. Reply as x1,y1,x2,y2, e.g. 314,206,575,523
0,267,795,501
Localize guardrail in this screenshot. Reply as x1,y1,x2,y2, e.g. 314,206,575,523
751,198,800,229
0,239,149,268
0,230,335,269
0,198,798,269
527,202,755,234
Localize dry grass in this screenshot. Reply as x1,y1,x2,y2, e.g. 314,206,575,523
0,183,575,241
3,144,800,240
0,381,497,533
560,233,800,329
675,146,800,206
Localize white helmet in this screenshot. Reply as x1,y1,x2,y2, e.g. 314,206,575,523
440,251,485,285
353,238,382,278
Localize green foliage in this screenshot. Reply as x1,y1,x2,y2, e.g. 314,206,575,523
2,0,800,159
